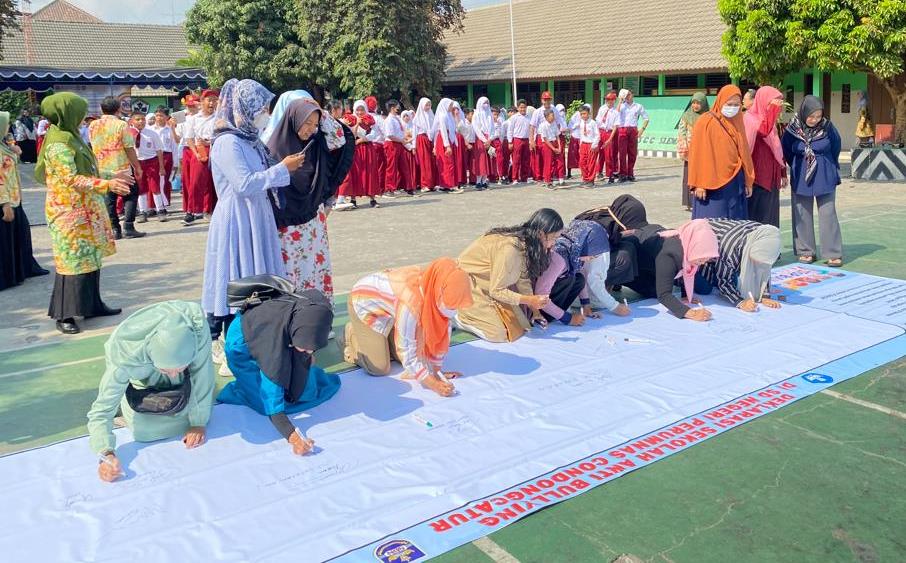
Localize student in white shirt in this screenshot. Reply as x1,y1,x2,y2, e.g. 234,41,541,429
183,88,219,225
537,109,562,188
411,98,435,191
506,100,531,183
529,92,566,181
400,109,419,195
174,94,200,222
615,89,650,182
382,100,410,196
470,97,494,191
489,106,504,184
130,113,168,221
575,104,600,186
568,108,583,178
151,106,177,202
499,107,515,183
595,92,621,183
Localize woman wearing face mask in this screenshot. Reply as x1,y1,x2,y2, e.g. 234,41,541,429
344,258,473,397
265,98,354,303
781,96,843,267
201,79,306,348
455,208,562,343
687,85,755,220
87,300,216,483
220,285,338,456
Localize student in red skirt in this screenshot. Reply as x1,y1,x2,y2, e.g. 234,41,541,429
382,100,410,197
499,106,516,184
400,110,419,195
451,102,469,191
575,104,600,187
595,92,620,183
537,109,562,189
431,98,459,192
336,101,379,209
489,107,503,184
183,88,219,225
364,96,386,196
174,94,199,222
470,97,494,191
412,98,436,192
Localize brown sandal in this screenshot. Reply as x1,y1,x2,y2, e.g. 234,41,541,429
798,255,815,264
826,258,843,268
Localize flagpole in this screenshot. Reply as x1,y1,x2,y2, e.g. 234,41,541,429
508,0,518,104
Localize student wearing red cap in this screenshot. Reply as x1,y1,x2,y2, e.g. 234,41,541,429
364,96,386,196
529,91,566,184
183,89,219,225
595,92,620,183
615,89,649,182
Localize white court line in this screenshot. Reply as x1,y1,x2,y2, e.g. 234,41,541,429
820,389,906,420
0,356,105,380
472,537,521,563
779,210,901,236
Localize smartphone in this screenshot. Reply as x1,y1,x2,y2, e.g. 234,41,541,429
172,110,186,124
296,142,314,158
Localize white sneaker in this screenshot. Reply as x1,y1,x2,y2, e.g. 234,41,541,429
334,201,355,211
558,178,565,185
211,339,225,364
328,330,336,340
218,361,233,377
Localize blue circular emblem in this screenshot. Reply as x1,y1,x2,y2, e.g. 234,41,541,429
802,373,834,384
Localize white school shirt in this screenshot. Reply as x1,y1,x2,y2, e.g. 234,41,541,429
383,114,405,142
135,127,164,161
569,112,583,138
150,124,175,153
596,106,621,131
618,102,649,128
402,121,416,150
507,114,530,141
367,114,385,144
185,112,216,142
537,120,559,143
578,118,599,146
459,120,476,143
490,115,503,141
36,119,50,136
530,106,566,133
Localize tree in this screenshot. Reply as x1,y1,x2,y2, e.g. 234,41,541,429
184,0,309,92
297,0,464,104
719,0,906,143
0,0,19,60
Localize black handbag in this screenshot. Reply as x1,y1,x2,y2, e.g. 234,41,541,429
125,371,191,415
227,274,296,310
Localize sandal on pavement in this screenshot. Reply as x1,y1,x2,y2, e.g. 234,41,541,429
826,258,843,268
798,255,815,264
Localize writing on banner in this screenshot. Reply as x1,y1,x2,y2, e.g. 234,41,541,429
428,381,798,533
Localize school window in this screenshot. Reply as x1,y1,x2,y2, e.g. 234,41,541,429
472,84,489,103
841,84,851,113
640,76,659,95
804,74,813,96
665,74,698,90
516,82,541,106
441,84,468,105
554,81,584,104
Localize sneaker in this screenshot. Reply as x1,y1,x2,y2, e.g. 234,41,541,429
382,192,397,199
334,201,355,211
419,187,432,193
451,186,465,194
182,213,195,226
211,339,225,364
158,210,169,222
135,212,148,224
544,183,555,190
203,213,213,221
370,199,381,208
558,179,565,186
146,210,158,218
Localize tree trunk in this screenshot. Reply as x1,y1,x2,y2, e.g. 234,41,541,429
881,75,906,145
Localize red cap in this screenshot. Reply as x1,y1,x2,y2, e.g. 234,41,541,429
540,91,552,100
605,92,617,101
201,89,220,99
182,94,200,107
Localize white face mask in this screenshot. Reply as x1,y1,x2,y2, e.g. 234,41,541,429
721,105,740,119
253,111,270,131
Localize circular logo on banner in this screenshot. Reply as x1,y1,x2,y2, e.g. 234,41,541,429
374,539,426,562
802,373,834,384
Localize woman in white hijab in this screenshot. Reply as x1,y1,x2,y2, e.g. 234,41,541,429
471,97,494,191
431,98,458,191
412,98,435,191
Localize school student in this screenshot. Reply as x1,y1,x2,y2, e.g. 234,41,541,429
499,107,516,184
489,106,503,184
412,98,436,191
344,257,472,397
537,109,562,189
400,109,419,195
130,113,168,222
595,92,620,182
151,106,177,202
183,88,219,224
220,285,338,456
574,104,599,187
455,208,562,343
507,100,531,183
471,97,494,191
615,89,649,181
88,301,215,482
431,98,459,191
336,101,379,209
382,100,409,196
567,107,582,178
452,103,470,190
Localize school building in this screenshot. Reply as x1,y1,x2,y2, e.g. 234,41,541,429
440,0,896,156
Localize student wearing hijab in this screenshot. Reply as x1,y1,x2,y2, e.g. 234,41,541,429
220,288,337,455
400,109,419,194
201,79,306,349
412,98,436,191
744,86,787,226
574,194,648,287
455,208,562,342
0,111,49,290
36,93,132,334
336,101,378,209
451,102,470,190
432,98,459,191
697,219,783,311
781,96,843,267
345,258,472,397
534,220,630,327
88,300,215,482
677,92,709,211
471,97,494,191
259,89,314,144
266,98,354,304
687,85,755,220
624,219,718,321
382,100,410,196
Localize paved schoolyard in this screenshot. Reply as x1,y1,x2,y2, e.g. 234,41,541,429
1,158,904,562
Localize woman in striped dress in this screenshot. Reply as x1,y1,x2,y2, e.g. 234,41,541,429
696,219,783,312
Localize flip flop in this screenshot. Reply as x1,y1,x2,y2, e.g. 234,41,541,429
826,258,843,268
798,255,815,264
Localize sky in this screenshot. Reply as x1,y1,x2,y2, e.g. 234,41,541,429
27,0,503,25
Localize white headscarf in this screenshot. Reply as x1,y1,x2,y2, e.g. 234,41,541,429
413,97,434,136
556,103,566,120
431,98,458,145
526,105,536,119
259,89,313,144
738,225,782,301
472,96,494,138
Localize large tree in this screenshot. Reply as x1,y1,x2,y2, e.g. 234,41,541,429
0,0,19,60
297,0,464,104
719,0,906,143
184,0,309,92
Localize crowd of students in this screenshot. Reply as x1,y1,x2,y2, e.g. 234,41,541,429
2,76,847,481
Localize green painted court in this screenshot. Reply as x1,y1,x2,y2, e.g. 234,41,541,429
1,193,904,563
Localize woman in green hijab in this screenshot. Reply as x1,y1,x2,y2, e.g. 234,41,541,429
0,111,49,290
677,92,710,211
36,93,132,334
87,300,216,483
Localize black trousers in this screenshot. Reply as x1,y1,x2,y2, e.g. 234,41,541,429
606,238,640,287
106,180,139,230
207,313,235,341
0,206,44,290
747,184,780,227
542,272,586,322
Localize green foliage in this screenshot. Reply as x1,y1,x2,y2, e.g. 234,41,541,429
566,99,586,119
0,0,19,60
0,91,30,115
